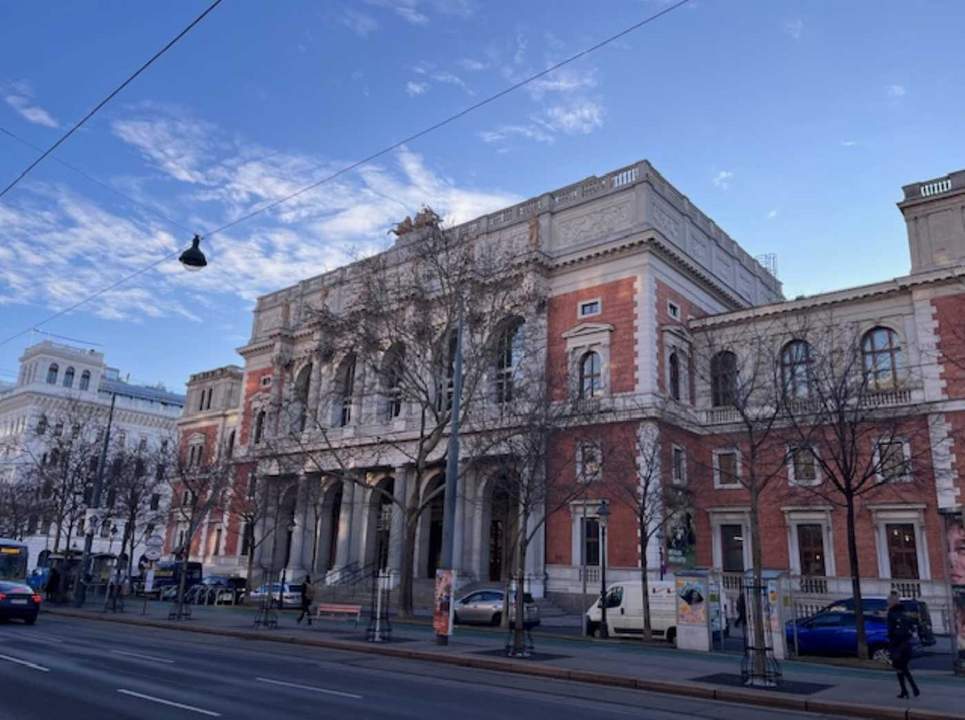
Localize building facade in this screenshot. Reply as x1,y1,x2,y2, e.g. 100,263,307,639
173,161,965,627
0,340,184,567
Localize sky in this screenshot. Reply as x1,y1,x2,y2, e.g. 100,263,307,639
1,0,964,392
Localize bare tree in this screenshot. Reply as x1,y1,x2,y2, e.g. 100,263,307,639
606,419,692,641
259,209,542,615
107,440,168,579
693,321,788,681
779,312,934,659
0,475,42,539
224,467,273,591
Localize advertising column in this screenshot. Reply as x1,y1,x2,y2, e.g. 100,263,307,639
675,570,711,651
941,508,965,675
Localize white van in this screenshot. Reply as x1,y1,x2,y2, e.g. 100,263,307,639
584,579,726,644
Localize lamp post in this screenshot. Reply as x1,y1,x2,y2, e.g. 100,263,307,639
598,500,610,640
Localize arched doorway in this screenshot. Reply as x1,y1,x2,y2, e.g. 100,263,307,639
366,477,394,571
425,474,445,578
323,482,342,573
270,482,298,575
488,479,518,583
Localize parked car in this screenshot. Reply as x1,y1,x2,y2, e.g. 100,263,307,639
453,589,540,628
0,581,42,624
247,582,303,609
187,576,247,604
785,609,924,663
585,580,727,643
818,597,935,646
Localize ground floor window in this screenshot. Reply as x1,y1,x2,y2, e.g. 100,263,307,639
797,523,826,576
582,517,600,566
886,523,919,580
720,524,744,572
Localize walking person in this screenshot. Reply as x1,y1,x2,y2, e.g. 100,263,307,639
887,592,920,699
296,574,314,626
735,590,747,636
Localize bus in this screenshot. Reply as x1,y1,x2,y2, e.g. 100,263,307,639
0,538,29,583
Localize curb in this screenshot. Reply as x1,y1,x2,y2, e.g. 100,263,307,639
46,609,963,720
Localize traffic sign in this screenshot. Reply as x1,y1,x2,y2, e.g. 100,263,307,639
144,547,162,561
145,534,164,550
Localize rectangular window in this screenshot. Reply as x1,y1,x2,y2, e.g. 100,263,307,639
671,446,686,485
667,301,680,319
149,493,160,511
582,517,600,566
212,527,222,556
241,523,254,556
578,299,601,318
714,450,741,488
886,523,919,579
797,524,826,576
260,376,272,387
790,446,819,485
577,443,602,484
720,524,744,572
877,441,910,483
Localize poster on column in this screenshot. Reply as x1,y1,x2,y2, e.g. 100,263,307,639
433,569,455,637
944,510,965,672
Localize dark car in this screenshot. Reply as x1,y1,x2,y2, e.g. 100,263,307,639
0,581,42,624
786,610,922,664
820,597,935,646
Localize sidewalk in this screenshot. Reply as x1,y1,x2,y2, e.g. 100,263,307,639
46,602,962,720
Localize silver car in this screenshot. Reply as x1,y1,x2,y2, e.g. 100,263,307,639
453,589,540,627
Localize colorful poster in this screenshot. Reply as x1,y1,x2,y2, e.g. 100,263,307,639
676,575,707,626
666,511,696,568
433,569,454,637
944,511,965,672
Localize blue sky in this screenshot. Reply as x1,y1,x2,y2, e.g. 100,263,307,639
1,0,963,391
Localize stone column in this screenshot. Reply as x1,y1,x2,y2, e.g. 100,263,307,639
386,467,409,585
333,480,356,571
524,502,546,598
285,475,309,579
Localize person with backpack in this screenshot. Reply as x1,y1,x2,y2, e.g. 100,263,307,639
296,574,314,626
887,592,920,699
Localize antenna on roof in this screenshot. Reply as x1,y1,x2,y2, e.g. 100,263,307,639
756,253,778,279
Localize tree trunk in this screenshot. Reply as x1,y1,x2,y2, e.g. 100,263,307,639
639,512,652,642
748,485,768,681
176,549,189,620
511,533,528,656
399,509,419,617
845,494,868,658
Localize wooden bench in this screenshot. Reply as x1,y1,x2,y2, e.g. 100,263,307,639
315,603,362,626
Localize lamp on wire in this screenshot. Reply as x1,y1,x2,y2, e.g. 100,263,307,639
179,234,207,271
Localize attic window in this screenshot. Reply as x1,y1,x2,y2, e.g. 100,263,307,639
579,299,601,318
260,376,272,388
667,301,680,320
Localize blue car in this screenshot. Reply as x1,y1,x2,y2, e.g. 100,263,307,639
785,610,922,663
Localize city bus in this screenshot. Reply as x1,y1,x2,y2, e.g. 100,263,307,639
0,538,29,583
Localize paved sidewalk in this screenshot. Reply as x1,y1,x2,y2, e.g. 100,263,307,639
46,601,963,720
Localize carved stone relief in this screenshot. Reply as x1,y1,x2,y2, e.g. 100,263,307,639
554,199,632,249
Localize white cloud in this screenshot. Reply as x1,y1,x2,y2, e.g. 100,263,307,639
887,84,906,98
409,64,473,95
767,209,779,220
541,100,604,134
340,8,378,37
406,81,428,96
361,0,474,26
712,170,734,190
784,18,803,40
840,139,857,147
479,124,554,145
3,83,59,128
458,58,488,71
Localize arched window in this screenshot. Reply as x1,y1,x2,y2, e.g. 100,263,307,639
382,343,405,419
710,351,737,407
337,354,357,427
781,340,812,399
494,318,524,404
668,351,681,401
46,363,59,385
36,414,48,435
579,351,602,398
226,430,235,458
63,366,75,388
293,363,312,432
435,331,458,412
254,410,266,444
79,370,91,391
862,326,902,390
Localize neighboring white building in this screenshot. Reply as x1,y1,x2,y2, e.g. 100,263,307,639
0,340,184,567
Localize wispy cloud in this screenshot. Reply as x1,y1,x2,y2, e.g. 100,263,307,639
479,124,554,145
340,8,379,37
887,84,907,98
409,63,473,95
457,58,488,72
405,81,428,96
712,170,734,190
360,0,475,27
840,139,858,147
784,18,804,40
3,82,59,128
767,209,779,220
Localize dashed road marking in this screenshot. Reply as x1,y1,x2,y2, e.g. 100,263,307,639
0,653,50,672
255,676,363,699
116,689,221,716
112,649,175,664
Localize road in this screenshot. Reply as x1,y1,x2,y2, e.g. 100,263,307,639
0,614,848,720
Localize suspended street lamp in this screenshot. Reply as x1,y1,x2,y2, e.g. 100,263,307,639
179,234,208,271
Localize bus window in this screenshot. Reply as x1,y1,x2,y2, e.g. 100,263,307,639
0,541,29,582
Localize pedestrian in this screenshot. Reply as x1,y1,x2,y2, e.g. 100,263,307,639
46,566,60,603
887,592,920,699
296,574,314,626
736,590,746,633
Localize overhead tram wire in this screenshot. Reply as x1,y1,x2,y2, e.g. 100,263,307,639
0,0,224,200
0,0,692,348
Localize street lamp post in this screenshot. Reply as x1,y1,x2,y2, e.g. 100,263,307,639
598,500,610,640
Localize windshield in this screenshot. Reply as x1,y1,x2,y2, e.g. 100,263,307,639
0,545,28,582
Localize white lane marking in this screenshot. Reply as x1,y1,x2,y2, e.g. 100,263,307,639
0,653,50,672
116,689,221,717
255,676,363,699
112,649,175,664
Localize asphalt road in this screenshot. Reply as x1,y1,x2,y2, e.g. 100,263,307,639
0,614,849,720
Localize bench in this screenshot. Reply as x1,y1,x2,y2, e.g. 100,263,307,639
315,603,362,626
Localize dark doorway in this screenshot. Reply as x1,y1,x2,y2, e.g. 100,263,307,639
488,483,517,582
326,483,342,571
426,476,445,578
372,478,394,571
720,524,744,573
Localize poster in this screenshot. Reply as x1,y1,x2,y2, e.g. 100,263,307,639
944,510,965,672
433,569,454,637
676,575,707,626
666,511,696,568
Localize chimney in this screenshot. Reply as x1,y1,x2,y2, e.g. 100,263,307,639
898,170,965,273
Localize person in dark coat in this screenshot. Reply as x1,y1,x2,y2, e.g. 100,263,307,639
887,592,920,698
296,574,314,626
45,566,60,602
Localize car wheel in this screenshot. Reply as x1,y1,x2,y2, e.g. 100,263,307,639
666,627,677,646
453,612,461,625
871,646,892,665
491,612,502,626
25,615,37,626
586,621,599,637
